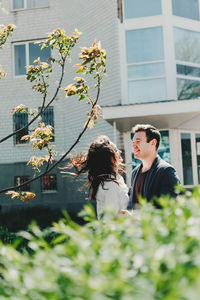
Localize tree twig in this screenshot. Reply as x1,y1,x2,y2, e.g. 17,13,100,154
0,80,101,194
0,58,65,143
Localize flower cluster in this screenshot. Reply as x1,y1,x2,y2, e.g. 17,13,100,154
0,24,15,48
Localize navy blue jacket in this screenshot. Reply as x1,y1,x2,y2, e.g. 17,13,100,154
127,155,180,209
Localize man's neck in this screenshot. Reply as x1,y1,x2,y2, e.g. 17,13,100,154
141,153,157,173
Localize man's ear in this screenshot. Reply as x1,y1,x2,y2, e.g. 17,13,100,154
151,139,157,147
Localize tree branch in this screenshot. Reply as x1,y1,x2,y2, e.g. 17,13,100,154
0,58,65,143
0,79,101,194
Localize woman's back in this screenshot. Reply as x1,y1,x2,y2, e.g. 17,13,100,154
96,175,129,219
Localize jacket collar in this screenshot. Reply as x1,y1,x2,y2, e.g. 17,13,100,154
139,154,160,173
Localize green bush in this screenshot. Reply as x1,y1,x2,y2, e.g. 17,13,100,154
1,189,200,299
0,226,16,244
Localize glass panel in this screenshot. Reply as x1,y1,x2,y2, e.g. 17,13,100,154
174,28,200,64
172,0,199,20
195,134,200,184
128,78,166,103
42,175,57,191
13,0,24,9
131,132,140,168
177,78,200,100
181,133,193,185
27,0,49,8
126,27,164,63
13,112,28,144
158,130,171,163
41,107,54,142
124,0,162,19
14,44,26,76
177,64,200,77
128,62,165,79
29,42,51,65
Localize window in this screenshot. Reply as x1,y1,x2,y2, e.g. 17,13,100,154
14,42,51,76
13,0,49,10
126,27,166,103
40,107,55,142
172,0,199,21
158,130,171,164
124,0,162,19
13,112,28,144
181,133,193,185
41,175,57,192
174,27,200,100
196,134,200,184
14,176,30,191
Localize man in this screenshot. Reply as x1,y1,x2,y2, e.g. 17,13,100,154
127,124,179,209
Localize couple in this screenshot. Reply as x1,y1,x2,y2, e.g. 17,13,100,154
71,124,179,219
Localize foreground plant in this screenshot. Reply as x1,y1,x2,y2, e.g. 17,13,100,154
1,190,200,299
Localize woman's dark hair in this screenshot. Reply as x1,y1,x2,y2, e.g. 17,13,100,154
69,137,124,200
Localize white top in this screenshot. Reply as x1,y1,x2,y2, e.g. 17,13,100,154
96,175,129,219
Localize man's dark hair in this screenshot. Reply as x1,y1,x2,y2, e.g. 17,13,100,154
132,124,161,150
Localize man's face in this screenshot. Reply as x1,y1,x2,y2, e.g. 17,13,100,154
133,131,155,160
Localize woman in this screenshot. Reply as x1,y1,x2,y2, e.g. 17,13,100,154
69,136,129,219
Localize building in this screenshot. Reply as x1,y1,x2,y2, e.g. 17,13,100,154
103,0,200,189
0,0,200,212
0,0,121,212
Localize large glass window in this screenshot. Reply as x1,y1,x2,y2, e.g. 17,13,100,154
13,0,49,10
124,0,162,19
174,28,200,64
174,28,200,100
13,112,28,144
172,0,199,21
181,133,194,185
126,27,164,63
126,27,166,103
128,78,166,103
14,45,26,76
14,42,51,76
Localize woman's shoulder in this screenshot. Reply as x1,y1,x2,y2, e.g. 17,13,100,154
98,175,128,192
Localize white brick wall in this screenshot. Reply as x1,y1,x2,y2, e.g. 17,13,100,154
0,0,122,165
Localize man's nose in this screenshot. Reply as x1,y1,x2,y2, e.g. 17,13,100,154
133,144,138,150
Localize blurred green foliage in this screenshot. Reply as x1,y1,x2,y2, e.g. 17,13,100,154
1,189,200,299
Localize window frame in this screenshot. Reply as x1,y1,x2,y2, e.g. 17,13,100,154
178,130,200,187
125,26,167,103
14,175,30,191
41,174,57,193
13,110,29,145
12,0,49,11
13,40,50,77
174,26,200,100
